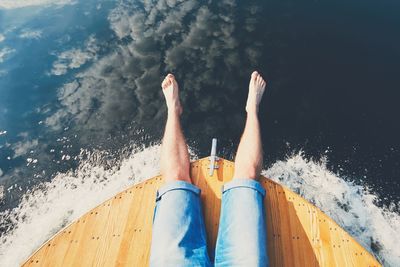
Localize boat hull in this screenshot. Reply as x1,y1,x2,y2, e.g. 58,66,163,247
22,157,381,266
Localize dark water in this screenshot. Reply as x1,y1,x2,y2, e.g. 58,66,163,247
0,0,399,222
0,0,400,265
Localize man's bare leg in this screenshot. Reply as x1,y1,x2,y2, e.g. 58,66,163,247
160,73,192,184
151,74,210,267
215,71,268,266
233,71,267,180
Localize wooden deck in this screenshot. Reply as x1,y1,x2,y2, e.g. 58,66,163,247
22,158,381,266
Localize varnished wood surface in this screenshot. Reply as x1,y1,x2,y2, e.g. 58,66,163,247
22,158,381,266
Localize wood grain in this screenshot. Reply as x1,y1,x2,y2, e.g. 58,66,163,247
22,158,381,267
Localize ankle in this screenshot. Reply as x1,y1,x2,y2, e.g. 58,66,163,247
246,108,259,117
167,108,181,118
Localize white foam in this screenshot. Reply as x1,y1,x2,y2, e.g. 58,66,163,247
0,185,4,200
263,153,400,266
0,145,160,266
0,147,398,266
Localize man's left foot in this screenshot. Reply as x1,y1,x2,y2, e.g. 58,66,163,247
246,71,267,114
161,73,183,115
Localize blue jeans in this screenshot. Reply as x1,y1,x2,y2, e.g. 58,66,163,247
150,179,269,267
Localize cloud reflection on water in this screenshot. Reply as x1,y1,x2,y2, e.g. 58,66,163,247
45,0,264,147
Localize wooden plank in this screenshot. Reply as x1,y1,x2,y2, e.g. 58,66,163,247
276,186,290,266
197,159,216,258
111,186,143,265
21,158,381,267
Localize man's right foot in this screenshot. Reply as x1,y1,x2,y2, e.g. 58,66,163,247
246,71,266,114
161,73,183,115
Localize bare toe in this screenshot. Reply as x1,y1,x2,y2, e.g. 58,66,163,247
161,78,168,89
161,73,182,115
246,70,267,113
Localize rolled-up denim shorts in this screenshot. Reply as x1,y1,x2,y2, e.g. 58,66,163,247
150,178,269,267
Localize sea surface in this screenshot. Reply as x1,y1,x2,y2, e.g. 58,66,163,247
0,0,399,266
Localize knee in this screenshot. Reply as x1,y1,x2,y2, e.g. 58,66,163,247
163,169,191,183
233,164,260,179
